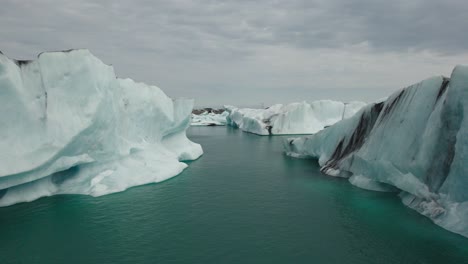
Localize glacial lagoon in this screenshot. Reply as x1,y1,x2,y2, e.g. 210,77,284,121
1,126,467,264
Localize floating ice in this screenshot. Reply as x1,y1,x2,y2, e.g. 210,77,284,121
191,109,228,126
225,101,366,135
0,49,203,206
285,67,468,237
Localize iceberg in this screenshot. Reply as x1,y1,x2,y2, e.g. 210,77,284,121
0,49,203,206
285,66,468,237
191,108,228,126
226,101,366,135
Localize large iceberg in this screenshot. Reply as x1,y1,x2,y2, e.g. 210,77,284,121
226,101,366,135
285,66,468,237
0,49,203,206
191,108,228,126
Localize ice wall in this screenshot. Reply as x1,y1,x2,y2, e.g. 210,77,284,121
0,49,203,206
285,66,468,237
226,101,366,135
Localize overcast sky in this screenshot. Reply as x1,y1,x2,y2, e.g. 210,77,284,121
2,0,468,106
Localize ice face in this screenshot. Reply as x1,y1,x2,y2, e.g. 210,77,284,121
285,67,468,237
225,101,367,135
0,49,203,206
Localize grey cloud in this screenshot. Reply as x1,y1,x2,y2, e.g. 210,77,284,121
3,0,467,57
1,0,468,106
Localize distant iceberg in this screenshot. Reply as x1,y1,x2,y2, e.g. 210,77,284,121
0,49,203,206
191,108,228,126
226,101,366,135
285,66,468,237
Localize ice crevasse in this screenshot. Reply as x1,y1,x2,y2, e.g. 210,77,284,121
225,101,367,135
0,49,203,206
285,65,468,237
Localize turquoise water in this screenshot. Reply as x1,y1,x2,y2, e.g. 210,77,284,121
1,126,467,263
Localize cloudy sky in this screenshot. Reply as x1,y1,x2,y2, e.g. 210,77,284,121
2,0,468,106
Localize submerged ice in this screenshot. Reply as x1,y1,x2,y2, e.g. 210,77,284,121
0,49,203,206
226,101,366,135
285,66,468,238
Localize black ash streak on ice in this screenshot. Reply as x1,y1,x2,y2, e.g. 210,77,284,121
317,79,457,180
426,79,462,193
285,71,468,237
191,108,227,126
436,77,450,102
322,101,383,175
192,108,225,115
14,59,32,67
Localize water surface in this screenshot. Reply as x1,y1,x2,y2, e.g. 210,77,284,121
1,126,467,263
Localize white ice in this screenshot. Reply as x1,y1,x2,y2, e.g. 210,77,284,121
225,101,366,135
0,49,203,206
285,66,468,238
191,111,229,126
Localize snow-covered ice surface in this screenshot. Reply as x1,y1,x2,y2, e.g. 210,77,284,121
225,101,366,135
285,66,468,237
191,111,228,126
0,49,203,207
